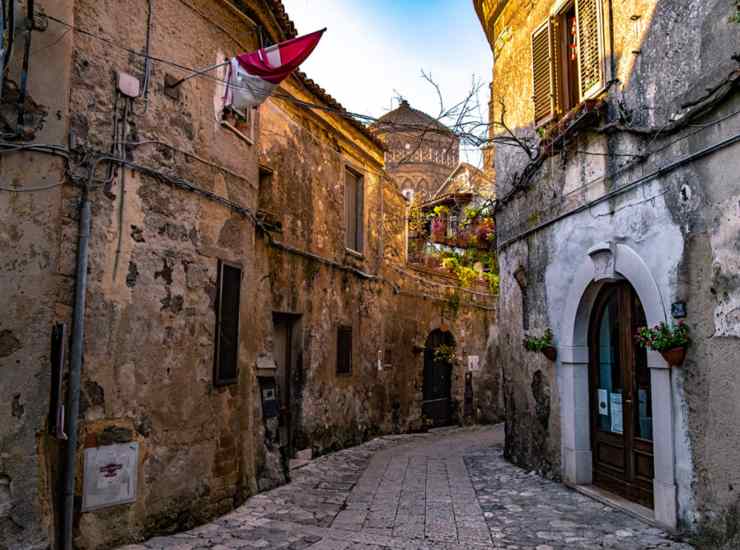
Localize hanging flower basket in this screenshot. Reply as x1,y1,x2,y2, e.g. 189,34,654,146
659,347,687,367
523,329,556,362
635,322,690,368
541,346,558,362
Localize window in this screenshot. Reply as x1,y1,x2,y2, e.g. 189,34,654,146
531,0,609,126
258,167,273,211
222,105,256,144
344,167,364,253
214,261,242,386
336,325,352,375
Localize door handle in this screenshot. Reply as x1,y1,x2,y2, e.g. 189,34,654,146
624,399,633,404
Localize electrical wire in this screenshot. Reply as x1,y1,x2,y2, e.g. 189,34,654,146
39,14,435,131
0,181,64,192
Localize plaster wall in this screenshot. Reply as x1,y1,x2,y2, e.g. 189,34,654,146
481,0,740,535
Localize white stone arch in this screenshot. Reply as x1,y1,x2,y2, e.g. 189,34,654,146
558,241,677,528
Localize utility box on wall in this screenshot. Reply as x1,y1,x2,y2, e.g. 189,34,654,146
259,378,279,419
82,442,139,511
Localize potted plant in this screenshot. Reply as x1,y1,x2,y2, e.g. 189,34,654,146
523,329,557,361
475,219,495,249
434,343,457,364
635,321,690,367
430,217,446,242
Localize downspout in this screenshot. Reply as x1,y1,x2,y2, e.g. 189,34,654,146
15,0,33,134
62,182,92,550
0,0,17,103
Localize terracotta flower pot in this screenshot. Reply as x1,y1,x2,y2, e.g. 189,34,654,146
541,346,557,361
660,346,687,367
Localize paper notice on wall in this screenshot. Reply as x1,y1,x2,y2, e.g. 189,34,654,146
597,389,609,416
610,393,623,434
467,355,480,372
82,442,139,512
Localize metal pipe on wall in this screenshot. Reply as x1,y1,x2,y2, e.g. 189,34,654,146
15,0,33,133
0,0,17,102
61,185,92,550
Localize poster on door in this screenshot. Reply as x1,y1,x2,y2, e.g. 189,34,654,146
597,389,608,416
610,392,623,434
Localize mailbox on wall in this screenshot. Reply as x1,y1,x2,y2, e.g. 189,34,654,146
259,378,279,419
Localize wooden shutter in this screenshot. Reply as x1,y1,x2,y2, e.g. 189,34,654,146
344,170,357,250
214,261,241,385
576,0,606,100
336,326,352,375
531,20,555,126
345,168,364,252
355,174,364,252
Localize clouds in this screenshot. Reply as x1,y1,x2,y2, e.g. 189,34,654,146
282,0,491,165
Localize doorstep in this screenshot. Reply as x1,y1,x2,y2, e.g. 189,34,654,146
568,483,673,533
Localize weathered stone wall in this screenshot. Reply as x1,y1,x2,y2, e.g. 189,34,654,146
0,1,500,548
64,1,271,547
0,1,74,548
256,80,500,462
481,0,740,535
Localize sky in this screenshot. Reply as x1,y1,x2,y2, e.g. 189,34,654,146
281,0,492,165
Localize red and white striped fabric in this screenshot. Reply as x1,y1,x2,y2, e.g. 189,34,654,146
225,29,325,111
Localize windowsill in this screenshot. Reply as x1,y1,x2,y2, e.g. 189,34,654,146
336,372,353,378
344,248,365,259
221,120,254,145
538,98,608,149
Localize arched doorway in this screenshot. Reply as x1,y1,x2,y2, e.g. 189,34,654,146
422,329,455,427
588,282,654,508
558,242,680,528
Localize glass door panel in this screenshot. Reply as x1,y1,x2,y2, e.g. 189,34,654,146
596,293,624,435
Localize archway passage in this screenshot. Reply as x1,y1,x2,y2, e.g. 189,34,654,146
423,329,455,427
589,282,654,509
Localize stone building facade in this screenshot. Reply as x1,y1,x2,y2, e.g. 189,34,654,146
476,0,740,540
0,1,499,549
371,100,460,202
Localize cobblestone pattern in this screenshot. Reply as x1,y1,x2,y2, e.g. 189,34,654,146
118,426,693,550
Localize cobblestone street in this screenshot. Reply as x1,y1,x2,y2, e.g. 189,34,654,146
120,426,692,550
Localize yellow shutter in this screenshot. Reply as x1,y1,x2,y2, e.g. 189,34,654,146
550,16,564,116
531,20,555,126
576,0,606,100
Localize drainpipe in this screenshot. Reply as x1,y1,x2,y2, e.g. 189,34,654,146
0,0,17,103
15,0,33,134
62,184,92,550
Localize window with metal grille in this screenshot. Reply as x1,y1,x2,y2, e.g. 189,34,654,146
336,325,352,375
344,168,364,253
531,0,608,126
214,261,242,386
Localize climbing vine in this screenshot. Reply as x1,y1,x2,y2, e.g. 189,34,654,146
408,200,499,294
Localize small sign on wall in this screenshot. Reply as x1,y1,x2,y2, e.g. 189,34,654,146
82,442,139,511
467,355,480,372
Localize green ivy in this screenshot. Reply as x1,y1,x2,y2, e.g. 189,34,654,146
523,329,554,352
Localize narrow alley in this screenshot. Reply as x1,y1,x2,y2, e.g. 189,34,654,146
119,426,691,550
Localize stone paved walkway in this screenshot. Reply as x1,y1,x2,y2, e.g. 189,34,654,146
119,425,693,549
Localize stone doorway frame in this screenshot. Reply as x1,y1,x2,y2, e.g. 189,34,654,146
558,242,678,529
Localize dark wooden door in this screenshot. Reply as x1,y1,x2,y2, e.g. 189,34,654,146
589,283,654,508
273,316,293,454
422,330,454,427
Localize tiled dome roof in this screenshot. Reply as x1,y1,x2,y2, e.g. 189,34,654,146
372,100,455,135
